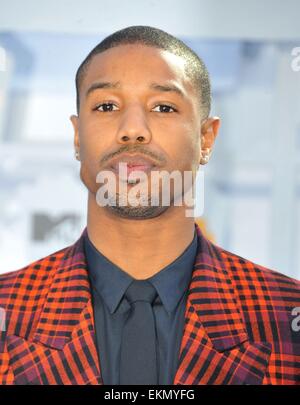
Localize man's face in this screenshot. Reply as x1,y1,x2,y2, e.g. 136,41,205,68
71,44,217,219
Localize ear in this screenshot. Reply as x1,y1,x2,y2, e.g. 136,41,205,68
199,117,220,165
70,114,80,157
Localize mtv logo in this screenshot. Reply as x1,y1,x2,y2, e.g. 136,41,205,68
31,213,81,243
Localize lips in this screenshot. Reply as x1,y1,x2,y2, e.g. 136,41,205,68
125,164,152,176
108,153,158,180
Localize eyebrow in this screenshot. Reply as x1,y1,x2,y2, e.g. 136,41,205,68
85,81,185,99
86,81,121,97
149,82,185,98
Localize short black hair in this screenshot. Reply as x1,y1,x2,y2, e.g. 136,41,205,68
75,25,211,117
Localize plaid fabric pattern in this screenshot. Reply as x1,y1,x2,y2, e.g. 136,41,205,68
0,224,299,385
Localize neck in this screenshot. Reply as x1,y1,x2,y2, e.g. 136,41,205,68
86,192,196,279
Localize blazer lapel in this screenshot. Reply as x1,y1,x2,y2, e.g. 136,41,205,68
173,224,272,385
6,228,103,385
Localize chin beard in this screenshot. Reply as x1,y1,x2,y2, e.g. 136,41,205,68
105,204,170,219
103,192,172,219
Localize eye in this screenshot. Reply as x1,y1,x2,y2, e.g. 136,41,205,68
152,104,177,113
95,102,119,112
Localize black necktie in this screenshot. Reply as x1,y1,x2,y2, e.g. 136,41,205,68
119,280,158,385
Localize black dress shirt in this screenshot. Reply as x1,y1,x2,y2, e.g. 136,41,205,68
83,226,198,385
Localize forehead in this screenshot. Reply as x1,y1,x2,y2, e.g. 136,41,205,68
81,44,194,94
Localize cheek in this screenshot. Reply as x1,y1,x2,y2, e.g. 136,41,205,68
183,121,201,162
78,119,109,162
162,121,199,170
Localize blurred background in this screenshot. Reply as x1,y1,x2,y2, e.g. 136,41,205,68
0,0,299,278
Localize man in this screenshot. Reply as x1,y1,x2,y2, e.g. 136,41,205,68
0,26,299,385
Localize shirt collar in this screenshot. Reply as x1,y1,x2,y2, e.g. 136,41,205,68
84,226,198,315
147,229,198,313
84,235,133,314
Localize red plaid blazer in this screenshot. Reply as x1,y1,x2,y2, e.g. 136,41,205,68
0,223,299,385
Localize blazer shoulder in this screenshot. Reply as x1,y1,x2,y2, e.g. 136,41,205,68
214,243,300,297
0,245,70,307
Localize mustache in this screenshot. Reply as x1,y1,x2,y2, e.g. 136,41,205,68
100,145,167,166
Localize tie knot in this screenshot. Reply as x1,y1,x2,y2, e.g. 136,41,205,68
124,280,157,304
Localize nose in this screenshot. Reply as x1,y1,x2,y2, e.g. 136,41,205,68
115,104,152,145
